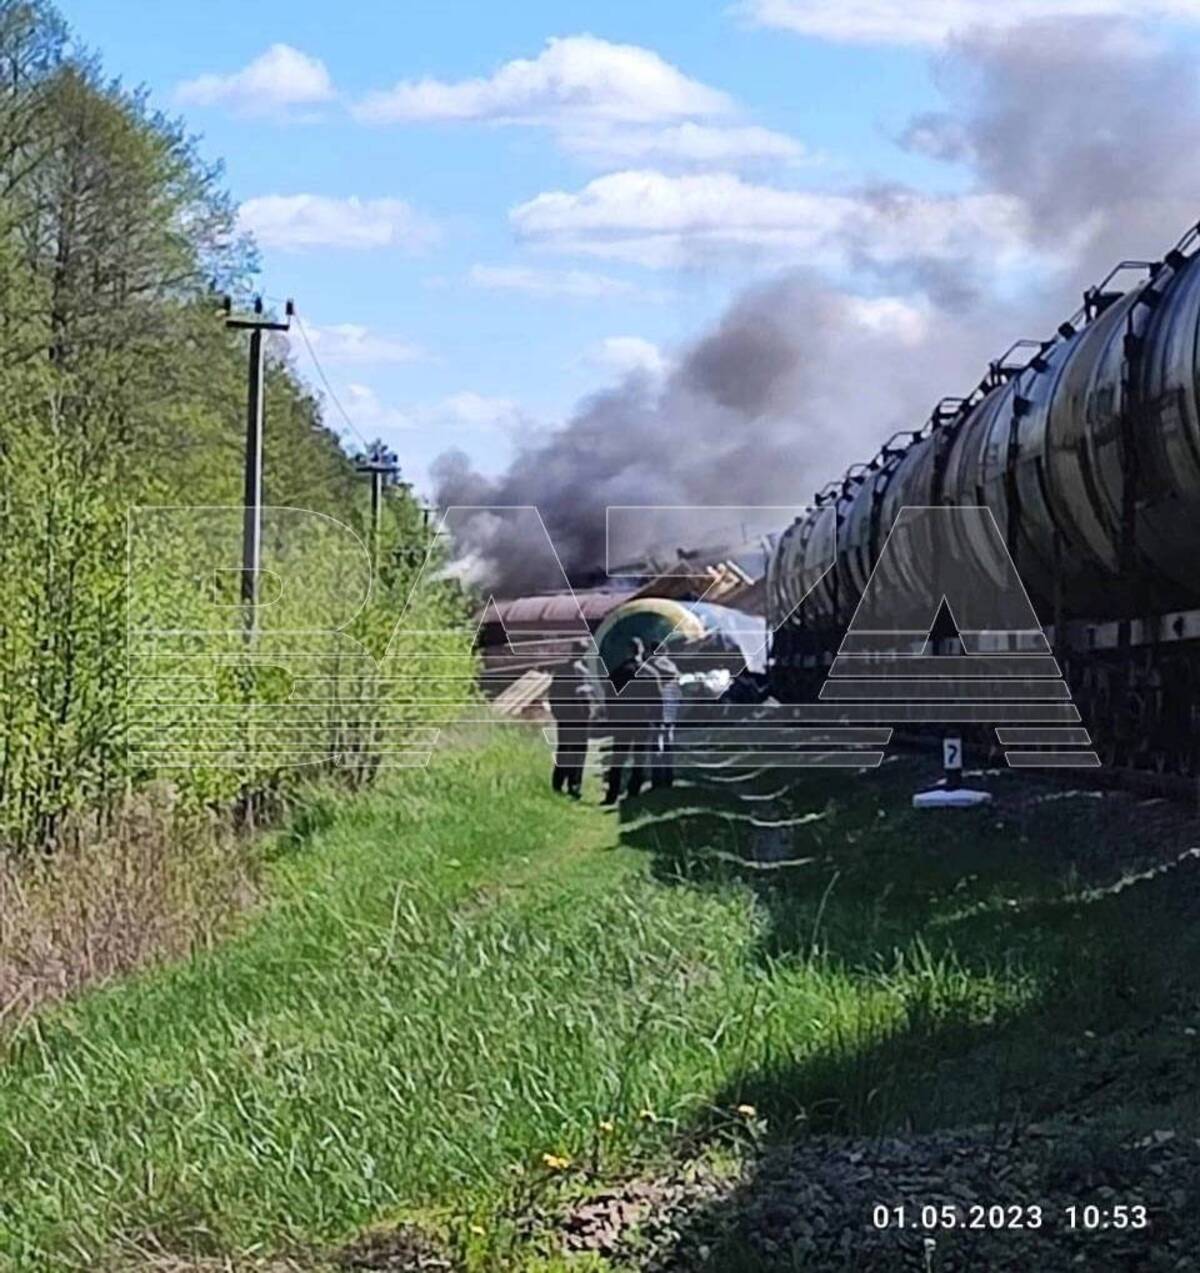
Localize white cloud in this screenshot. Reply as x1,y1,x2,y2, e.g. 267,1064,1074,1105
343,383,413,433
176,44,334,114
439,392,522,428
842,296,930,346
301,323,425,364
337,386,522,437
585,336,669,379
739,0,1200,46
355,34,731,125
510,169,1038,271
561,121,807,168
353,34,809,176
468,264,641,299
238,195,438,252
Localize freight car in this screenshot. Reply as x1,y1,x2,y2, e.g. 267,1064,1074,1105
476,590,634,694
766,219,1200,773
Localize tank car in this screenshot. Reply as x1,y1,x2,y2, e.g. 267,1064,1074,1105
767,220,1200,772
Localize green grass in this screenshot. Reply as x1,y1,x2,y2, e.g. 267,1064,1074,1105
1,732,1198,1269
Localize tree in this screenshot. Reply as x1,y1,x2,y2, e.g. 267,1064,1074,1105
0,0,474,851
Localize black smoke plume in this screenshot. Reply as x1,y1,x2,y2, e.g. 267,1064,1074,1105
437,16,1200,597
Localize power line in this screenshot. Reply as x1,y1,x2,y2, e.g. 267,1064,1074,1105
289,309,424,550
290,309,373,455
221,298,417,578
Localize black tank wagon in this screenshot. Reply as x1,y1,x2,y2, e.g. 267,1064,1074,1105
766,219,1200,772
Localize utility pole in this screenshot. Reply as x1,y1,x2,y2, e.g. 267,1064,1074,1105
224,295,292,627
355,441,400,558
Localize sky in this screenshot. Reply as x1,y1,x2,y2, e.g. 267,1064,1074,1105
56,1,1200,530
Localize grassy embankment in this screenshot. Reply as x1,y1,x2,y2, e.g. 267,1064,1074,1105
1,729,1198,1269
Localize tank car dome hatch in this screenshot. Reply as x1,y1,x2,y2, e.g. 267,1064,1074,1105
589,597,707,679
589,598,768,685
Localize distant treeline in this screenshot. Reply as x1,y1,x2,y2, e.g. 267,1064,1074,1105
0,1,475,853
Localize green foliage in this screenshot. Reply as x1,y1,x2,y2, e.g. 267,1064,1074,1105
4,736,1195,1269
0,0,475,850
0,733,752,1266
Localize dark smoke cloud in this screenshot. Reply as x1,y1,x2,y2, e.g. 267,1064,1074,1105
434,279,996,594
438,15,1200,596
680,297,799,414
926,17,1200,276
850,182,995,312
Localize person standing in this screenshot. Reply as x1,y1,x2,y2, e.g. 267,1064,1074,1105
651,653,681,789
547,658,592,798
602,637,654,805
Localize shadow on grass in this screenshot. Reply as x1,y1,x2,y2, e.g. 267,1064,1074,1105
609,761,1200,1269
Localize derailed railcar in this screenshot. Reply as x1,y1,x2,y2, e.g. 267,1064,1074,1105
589,597,766,682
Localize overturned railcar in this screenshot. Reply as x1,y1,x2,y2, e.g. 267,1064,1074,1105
589,597,765,679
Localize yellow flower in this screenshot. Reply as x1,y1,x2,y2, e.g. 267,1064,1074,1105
735,1103,758,1119
541,1152,571,1171
598,1120,615,1134
469,1224,486,1237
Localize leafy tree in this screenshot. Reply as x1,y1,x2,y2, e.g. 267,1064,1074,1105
0,1,474,852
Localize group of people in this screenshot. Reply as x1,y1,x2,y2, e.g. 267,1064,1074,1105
546,637,680,805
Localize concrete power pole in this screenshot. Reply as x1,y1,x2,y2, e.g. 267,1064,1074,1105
224,296,292,626
355,441,401,559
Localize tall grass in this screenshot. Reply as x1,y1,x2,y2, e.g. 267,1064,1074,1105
0,789,257,1025
1,730,1191,1269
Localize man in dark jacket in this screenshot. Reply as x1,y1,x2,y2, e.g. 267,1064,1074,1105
603,637,657,805
547,658,594,798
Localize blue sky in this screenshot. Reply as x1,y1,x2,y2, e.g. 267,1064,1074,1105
57,1,1200,497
